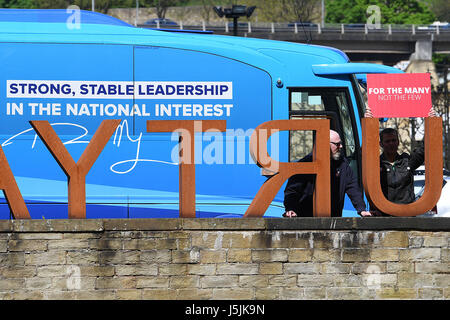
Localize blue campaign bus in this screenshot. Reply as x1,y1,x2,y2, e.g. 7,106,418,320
0,9,402,219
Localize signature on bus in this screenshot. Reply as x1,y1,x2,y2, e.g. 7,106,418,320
1,120,177,174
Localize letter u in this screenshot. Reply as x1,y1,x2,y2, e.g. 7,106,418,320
362,117,442,216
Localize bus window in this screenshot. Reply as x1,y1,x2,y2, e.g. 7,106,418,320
289,91,325,161
288,88,360,183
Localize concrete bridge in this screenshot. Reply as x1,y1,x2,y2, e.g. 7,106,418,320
140,23,450,66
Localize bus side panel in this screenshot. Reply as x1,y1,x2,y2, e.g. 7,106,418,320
132,46,273,217
0,42,134,219
0,42,275,218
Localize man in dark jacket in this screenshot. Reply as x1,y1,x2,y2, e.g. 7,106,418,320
371,127,425,215
283,130,371,217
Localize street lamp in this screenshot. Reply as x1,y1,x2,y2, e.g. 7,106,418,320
213,5,256,36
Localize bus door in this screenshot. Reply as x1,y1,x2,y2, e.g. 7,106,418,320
288,87,362,217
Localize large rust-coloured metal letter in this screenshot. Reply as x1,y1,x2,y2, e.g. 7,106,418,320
362,117,442,216
244,119,331,217
0,145,30,219
30,120,121,219
147,120,227,218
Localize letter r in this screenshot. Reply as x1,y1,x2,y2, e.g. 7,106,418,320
244,119,331,217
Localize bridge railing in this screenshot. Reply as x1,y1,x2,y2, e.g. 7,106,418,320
138,21,450,36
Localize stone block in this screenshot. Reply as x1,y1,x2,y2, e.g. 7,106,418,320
297,274,334,287
1,290,44,300
379,232,409,248
115,265,158,276
187,264,216,276
8,240,47,252
78,266,115,277
421,234,448,247
397,273,434,288
0,266,36,278
351,262,386,274
89,239,122,250
284,263,320,274
212,288,254,300
103,219,180,231
221,232,257,249
312,249,340,262
376,288,417,299
418,288,443,299
48,239,89,250
227,249,251,263
139,250,171,263
326,287,364,300
0,279,25,290
0,252,25,266
136,276,169,288
0,240,7,253
310,232,335,249
288,249,312,262
434,274,450,288
321,263,352,274
369,249,399,262
304,288,327,300
267,231,310,249
115,289,142,300
142,289,176,300
259,263,283,275
158,264,188,275
73,290,116,300
251,249,288,262
442,248,449,262
386,262,413,273
98,250,140,264
25,277,53,290
268,275,297,287
172,248,200,264
239,275,269,288
200,275,239,288
333,274,362,287
341,249,371,262
66,250,99,264
279,287,305,300
415,262,448,273
200,249,226,263
36,265,68,277
255,288,280,300
182,218,265,231
25,251,66,265
399,248,441,262
216,263,259,275
191,232,223,249
176,288,213,300
169,275,199,289
95,276,137,289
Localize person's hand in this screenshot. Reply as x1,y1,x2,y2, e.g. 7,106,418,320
364,106,373,118
283,210,297,218
428,107,437,117
359,210,382,217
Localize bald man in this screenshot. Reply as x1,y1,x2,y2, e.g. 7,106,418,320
283,130,372,217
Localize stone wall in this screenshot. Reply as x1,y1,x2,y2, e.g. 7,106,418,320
0,218,448,300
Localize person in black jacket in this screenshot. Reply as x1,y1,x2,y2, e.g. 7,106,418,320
283,130,372,217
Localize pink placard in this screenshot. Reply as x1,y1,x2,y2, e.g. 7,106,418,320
367,73,432,117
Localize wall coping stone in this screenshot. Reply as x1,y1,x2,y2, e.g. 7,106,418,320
0,217,448,233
